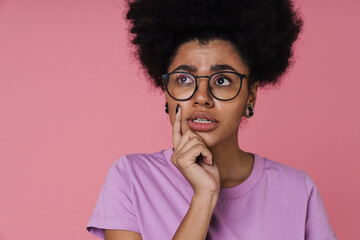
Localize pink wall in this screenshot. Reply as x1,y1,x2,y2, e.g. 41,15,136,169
0,0,359,239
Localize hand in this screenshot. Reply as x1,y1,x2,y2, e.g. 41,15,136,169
171,105,220,196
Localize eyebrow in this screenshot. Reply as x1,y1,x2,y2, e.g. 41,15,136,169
171,64,237,73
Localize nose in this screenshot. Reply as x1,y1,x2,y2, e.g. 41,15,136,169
193,78,214,107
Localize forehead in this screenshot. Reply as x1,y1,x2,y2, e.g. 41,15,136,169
168,39,248,74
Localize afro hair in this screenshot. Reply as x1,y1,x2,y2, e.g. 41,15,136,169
125,0,303,91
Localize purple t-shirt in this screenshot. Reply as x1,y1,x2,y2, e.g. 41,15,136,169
87,148,337,240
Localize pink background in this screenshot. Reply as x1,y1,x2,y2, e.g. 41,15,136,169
0,0,359,239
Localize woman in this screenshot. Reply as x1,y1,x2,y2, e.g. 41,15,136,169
87,0,337,239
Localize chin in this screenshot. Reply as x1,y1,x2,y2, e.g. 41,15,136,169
194,132,221,148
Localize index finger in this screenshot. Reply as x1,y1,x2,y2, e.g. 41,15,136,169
172,104,182,149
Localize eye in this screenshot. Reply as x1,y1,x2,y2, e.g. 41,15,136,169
213,75,232,86
176,74,194,84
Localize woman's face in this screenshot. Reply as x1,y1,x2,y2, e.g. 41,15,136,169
164,39,258,148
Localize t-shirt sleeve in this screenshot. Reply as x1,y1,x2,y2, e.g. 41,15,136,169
304,171,337,240
86,155,139,239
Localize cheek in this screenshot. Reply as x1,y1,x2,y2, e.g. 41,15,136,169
230,88,249,122
164,96,188,126
217,100,246,125
164,95,176,124
169,103,178,126
228,109,244,127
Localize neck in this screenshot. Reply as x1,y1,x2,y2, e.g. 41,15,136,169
209,130,254,188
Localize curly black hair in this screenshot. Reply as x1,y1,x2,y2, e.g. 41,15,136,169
125,0,303,91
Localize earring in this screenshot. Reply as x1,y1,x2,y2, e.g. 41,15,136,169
165,102,169,114
245,104,254,118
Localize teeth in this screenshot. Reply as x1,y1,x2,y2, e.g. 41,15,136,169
192,118,212,123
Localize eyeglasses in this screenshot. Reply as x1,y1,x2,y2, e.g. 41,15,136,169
162,71,247,101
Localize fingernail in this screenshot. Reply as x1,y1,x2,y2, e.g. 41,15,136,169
176,104,180,114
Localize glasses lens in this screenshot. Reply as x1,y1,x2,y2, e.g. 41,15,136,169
165,72,196,100
209,72,242,100
165,72,242,100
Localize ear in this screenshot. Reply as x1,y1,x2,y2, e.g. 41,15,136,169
247,81,259,107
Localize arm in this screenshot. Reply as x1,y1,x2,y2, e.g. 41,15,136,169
104,229,142,240
104,193,218,240
170,105,220,240
87,156,143,239
172,193,218,240
304,172,337,240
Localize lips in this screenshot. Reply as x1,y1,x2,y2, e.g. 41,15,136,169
186,112,219,132
187,112,218,123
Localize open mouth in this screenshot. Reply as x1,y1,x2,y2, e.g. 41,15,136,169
187,119,218,131
191,118,213,123
186,111,219,131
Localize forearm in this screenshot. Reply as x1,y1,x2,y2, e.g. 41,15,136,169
172,193,218,240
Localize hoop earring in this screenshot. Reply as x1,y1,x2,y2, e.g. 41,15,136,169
165,102,169,114
245,104,254,118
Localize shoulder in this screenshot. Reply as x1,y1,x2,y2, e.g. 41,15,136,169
110,148,170,177
258,154,308,191
262,155,305,176
125,149,168,163
256,154,325,201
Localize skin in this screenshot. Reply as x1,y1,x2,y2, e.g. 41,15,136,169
165,39,259,190
104,39,259,240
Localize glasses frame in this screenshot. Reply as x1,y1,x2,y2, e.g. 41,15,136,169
162,71,247,101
